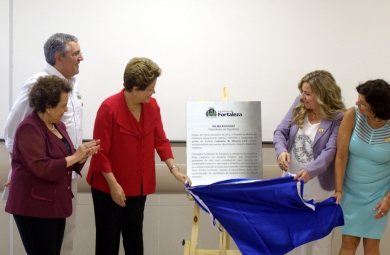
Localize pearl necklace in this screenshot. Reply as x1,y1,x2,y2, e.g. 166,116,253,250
367,115,385,123
49,124,55,131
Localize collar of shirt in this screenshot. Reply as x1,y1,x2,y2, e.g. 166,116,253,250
44,63,77,85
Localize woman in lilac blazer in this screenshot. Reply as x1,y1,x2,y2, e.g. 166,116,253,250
273,70,345,255
5,75,99,255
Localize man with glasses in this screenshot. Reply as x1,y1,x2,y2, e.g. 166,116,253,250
3,33,84,255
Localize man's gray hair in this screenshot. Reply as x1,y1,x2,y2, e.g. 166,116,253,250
44,33,78,66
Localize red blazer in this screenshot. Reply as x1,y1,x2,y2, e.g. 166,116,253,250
5,111,84,218
87,90,173,196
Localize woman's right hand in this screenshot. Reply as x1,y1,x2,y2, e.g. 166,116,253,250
102,172,126,207
277,152,291,171
109,182,126,207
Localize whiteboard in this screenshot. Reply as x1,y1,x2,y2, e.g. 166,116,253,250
10,0,390,141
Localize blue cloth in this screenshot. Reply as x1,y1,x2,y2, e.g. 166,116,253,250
186,176,344,255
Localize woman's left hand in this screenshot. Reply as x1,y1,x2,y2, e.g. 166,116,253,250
78,139,101,162
293,169,311,184
374,198,390,219
172,169,192,186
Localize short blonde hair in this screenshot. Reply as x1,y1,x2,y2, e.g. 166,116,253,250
123,57,161,91
291,70,346,128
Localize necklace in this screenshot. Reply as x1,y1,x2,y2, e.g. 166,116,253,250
129,106,141,112
367,115,385,123
49,124,55,131
311,110,320,121
128,104,141,112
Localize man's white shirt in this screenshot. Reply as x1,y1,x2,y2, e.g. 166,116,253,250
4,63,83,179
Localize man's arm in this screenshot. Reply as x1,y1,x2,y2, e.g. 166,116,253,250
4,79,37,153
60,81,83,149
3,77,37,187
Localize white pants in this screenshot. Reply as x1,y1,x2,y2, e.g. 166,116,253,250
282,172,335,255
60,178,78,255
284,226,334,255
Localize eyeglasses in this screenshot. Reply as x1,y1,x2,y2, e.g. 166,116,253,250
71,52,83,58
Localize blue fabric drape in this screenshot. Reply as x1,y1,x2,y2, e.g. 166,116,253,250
186,176,344,255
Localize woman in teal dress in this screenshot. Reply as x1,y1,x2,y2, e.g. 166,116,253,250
335,79,390,254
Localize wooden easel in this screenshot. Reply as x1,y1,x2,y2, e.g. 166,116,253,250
183,88,241,255
183,197,241,255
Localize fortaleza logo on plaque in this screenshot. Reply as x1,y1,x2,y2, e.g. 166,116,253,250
205,107,217,118
206,107,243,118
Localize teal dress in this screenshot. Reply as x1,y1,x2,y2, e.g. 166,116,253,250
341,106,390,238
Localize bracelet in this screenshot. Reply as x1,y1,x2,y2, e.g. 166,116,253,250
384,197,390,204
169,165,179,173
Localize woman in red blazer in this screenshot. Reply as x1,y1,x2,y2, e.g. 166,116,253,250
87,57,191,255
5,75,99,255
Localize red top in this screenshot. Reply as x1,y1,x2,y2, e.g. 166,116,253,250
87,89,173,196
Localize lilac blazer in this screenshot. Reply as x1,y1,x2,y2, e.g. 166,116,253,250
273,96,344,191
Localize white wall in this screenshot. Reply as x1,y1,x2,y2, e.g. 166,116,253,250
1,0,10,125
4,0,390,141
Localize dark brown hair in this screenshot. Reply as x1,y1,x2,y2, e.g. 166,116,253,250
357,79,390,119
29,75,72,113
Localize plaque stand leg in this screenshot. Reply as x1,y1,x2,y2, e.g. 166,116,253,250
183,198,241,255
184,88,240,254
